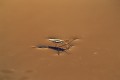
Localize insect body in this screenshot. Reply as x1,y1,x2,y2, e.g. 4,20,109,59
48,39,64,43
34,37,78,55
48,38,65,47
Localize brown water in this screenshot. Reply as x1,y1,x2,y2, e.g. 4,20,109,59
0,0,120,80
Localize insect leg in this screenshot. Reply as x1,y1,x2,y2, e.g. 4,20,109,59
64,51,69,55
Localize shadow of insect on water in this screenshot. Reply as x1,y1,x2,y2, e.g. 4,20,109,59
33,38,77,55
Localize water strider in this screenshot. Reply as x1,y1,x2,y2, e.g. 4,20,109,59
33,37,79,55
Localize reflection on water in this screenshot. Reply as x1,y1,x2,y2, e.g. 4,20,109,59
0,0,120,80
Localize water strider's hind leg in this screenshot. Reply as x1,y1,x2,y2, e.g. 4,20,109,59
64,51,69,55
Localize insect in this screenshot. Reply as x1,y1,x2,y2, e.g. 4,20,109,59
35,38,76,55
33,37,79,55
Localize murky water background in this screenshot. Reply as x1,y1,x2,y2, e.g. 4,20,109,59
0,0,120,80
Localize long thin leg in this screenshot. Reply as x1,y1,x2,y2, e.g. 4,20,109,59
64,51,69,55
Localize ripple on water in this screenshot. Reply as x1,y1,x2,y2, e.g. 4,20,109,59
19,76,29,80
0,75,12,80
0,69,15,74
